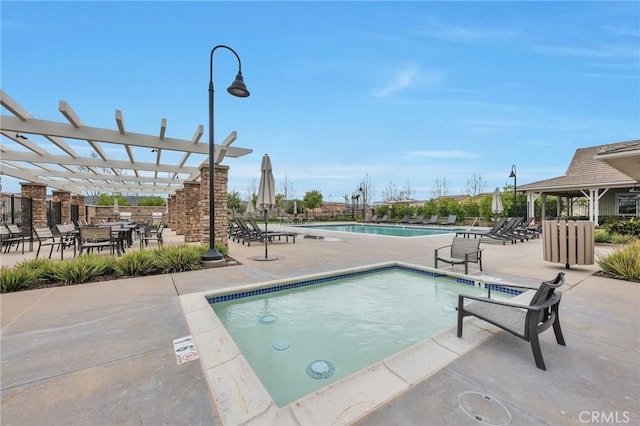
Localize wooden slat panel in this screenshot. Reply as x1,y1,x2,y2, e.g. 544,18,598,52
567,220,577,264
559,221,568,264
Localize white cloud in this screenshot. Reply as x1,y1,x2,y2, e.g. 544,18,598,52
372,65,421,98
533,43,639,59
416,18,517,43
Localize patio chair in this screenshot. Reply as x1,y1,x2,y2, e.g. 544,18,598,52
55,223,78,256
425,215,439,225
140,223,164,248
369,214,378,223
439,215,457,226
396,215,410,224
33,227,65,259
434,236,483,275
78,226,117,256
379,214,389,223
457,272,566,370
3,224,28,254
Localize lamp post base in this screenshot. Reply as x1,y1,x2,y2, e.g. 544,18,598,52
201,248,225,268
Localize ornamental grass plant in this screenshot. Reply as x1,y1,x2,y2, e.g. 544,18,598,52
597,240,640,283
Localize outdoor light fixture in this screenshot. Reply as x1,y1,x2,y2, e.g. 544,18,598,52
15,134,27,139
509,164,517,216
359,186,365,222
202,45,250,263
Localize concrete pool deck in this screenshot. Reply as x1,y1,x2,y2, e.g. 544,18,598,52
1,223,638,425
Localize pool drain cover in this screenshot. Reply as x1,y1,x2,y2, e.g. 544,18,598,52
306,360,335,379
272,339,291,351
459,392,511,425
259,314,278,325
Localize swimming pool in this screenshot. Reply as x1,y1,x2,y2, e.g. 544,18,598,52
298,223,459,237
209,267,511,406
180,262,528,425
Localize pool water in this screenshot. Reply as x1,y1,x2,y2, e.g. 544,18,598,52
210,269,508,406
300,224,457,237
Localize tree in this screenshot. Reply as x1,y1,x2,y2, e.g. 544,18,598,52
280,175,296,201
431,177,450,199
227,191,242,215
381,181,399,202
95,193,130,206
398,180,416,200
139,196,166,206
275,193,285,215
358,174,375,209
302,190,323,210
465,172,486,196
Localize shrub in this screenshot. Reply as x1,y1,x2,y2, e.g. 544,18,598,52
155,244,206,273
15,258,57,281
594,229,611,243
113,250,158,277
1,266,37,293
597,240,640,282
610,233,637,245
604,217,640,237
53,254,114,285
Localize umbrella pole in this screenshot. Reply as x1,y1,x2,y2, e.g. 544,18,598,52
264,210,268,259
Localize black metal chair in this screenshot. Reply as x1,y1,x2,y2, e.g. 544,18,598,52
457,272,566,370
435,237,483,275
33,227,65,259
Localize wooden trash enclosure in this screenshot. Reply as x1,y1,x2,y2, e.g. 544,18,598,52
542,220,594,269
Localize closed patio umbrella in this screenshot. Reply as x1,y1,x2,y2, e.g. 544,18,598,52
256,154,277,260
492,187,504,215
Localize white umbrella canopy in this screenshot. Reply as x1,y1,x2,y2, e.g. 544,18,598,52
256,154,277,260
492,187,504,214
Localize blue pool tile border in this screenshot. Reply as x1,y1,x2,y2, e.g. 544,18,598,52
206,265,522,304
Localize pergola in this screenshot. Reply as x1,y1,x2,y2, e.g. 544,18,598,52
0,89,252,195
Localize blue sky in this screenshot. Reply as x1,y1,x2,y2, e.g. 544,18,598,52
1,1,639,203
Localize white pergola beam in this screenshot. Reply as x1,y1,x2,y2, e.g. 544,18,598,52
159,118,167,140
0,90,30,120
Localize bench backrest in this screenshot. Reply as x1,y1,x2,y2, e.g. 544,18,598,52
34,227,54,241
450,237,481,262
80,227,111,242
56,224,76,234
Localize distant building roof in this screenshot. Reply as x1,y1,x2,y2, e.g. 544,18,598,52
519,140,638,193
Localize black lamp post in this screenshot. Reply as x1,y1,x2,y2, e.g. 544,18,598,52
509,164,517,217
202,45,250,262
359,186,365,222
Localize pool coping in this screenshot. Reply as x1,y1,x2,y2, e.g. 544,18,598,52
179,261,535,426
293,223,464,239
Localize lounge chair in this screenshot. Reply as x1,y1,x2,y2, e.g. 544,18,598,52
439,215,457,226
396,215,410,224
369,214,378,223
456,217,507,239
379,215,389,223
247,218,296,246
410,215,424,225
425,215,439,225
457,272,566,370
434,236,483,274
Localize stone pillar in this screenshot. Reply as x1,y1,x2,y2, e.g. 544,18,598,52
20,183,47,228
72,195,86,223
200,164,229,247
174,189,185,236
52,190,72,224
183,182,202,242
166,195,174,229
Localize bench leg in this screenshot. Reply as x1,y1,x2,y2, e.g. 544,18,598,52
456,296,464,338
553,307,566,346
529,332,546,370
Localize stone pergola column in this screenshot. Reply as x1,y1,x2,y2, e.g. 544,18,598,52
200,164,229,247
173,189,185,236
72,194,86,223
167,195,175,230
52,190,72,224
20,183,47,228
183,182,202,242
